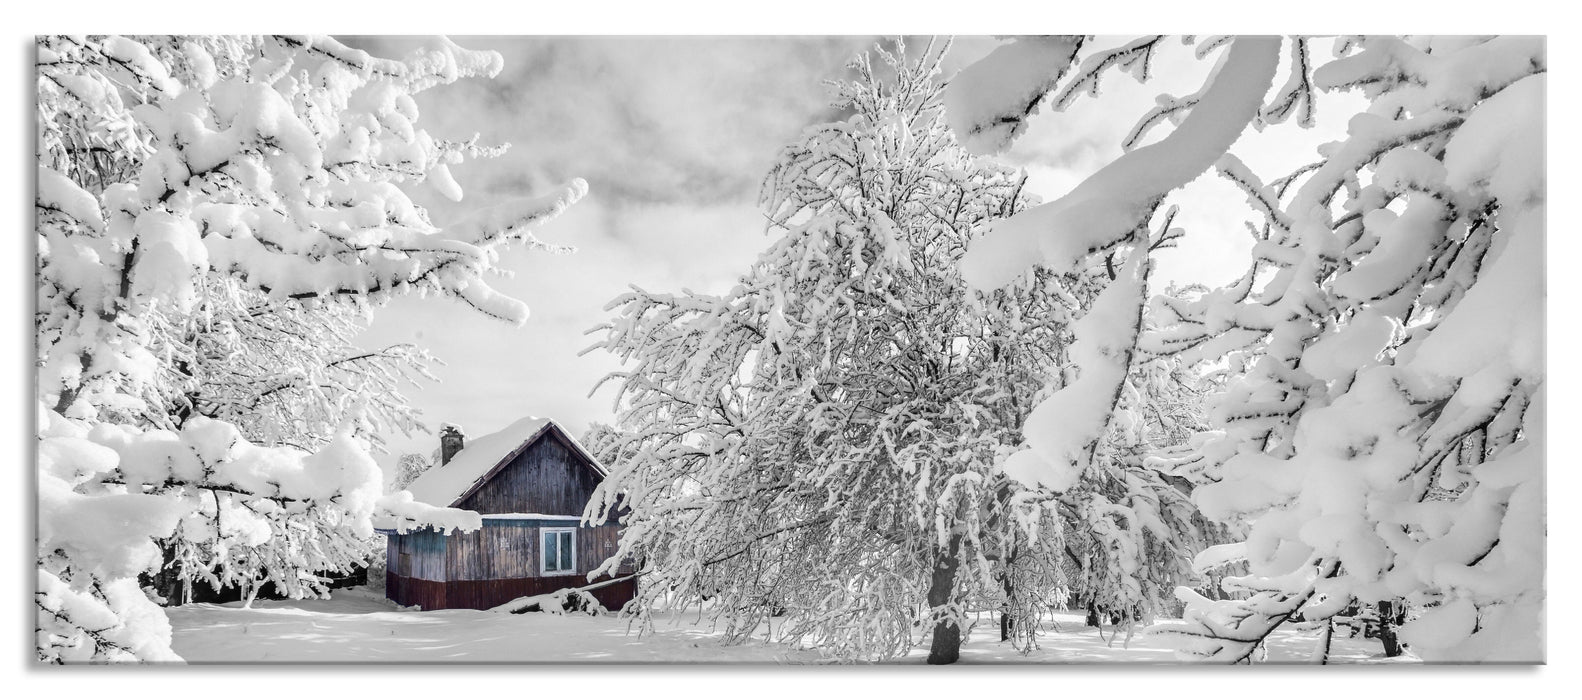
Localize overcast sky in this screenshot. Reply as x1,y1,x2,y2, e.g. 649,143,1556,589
352,36,1362,469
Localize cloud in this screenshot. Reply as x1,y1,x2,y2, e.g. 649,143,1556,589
354,36,874,217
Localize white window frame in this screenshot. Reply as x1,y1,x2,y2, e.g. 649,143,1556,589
541,527,577,574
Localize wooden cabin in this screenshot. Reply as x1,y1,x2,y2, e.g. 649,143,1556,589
379,418,636,611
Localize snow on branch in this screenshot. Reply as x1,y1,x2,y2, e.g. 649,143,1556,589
373,491,482,535
1049,35,1167,112
942,36,1085,156
1259,37,1316,128
960,36,1281,289
37,405,389,661
1137,36,1544,664
1001,245,1149,493
38,34,585,423
1149,558,1339,663
952,34,1545,663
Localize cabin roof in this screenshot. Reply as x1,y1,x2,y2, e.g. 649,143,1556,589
404,417,609,508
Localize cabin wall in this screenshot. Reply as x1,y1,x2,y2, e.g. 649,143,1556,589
421,521,634,610
385,572,446,610
446,521,537,580
438,576,639,612
445,522,627,581
454,432,601,516
579,524,633,576
385,522,635,611
384,529,451,609
396,528,449,580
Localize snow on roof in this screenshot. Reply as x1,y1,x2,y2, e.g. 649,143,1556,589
403,417,608,508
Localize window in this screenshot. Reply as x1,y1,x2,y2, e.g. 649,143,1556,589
541,527,576,574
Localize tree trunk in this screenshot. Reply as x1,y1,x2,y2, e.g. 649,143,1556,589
926,534,964,665
1086,603,1102,628
992,487,1020,644
1377,600,1404,657
998,544,1017,642
147,540,186,606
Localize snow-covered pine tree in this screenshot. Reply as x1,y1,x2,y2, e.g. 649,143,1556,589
585,40,1073,663
945,35,1545,663
35,35,579,662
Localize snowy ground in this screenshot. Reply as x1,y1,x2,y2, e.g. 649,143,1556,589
166,587,1394,664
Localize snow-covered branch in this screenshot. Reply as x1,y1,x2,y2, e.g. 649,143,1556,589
35,34,583,662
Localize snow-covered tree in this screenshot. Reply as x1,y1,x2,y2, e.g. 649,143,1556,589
586,41,1075,663
391,452,433,491
146,278,440,455
945,35,1545,663
36,35,570,442
35,35,577,661
975,252,1226,637
1057,338,1226,629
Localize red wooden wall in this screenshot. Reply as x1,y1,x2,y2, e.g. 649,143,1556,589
386,571,638,611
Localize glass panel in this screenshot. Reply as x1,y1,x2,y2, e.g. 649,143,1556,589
543,530,559,572
559,532,573,572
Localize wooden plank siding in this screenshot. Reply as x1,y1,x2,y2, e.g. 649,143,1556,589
442,522,628,581
390,527,449,581
388,572,639,611
579,524,632,576
446,522,537,580
385,571,447,609
454,431,602,516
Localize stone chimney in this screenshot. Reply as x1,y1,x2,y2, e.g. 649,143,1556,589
439,424,466,466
